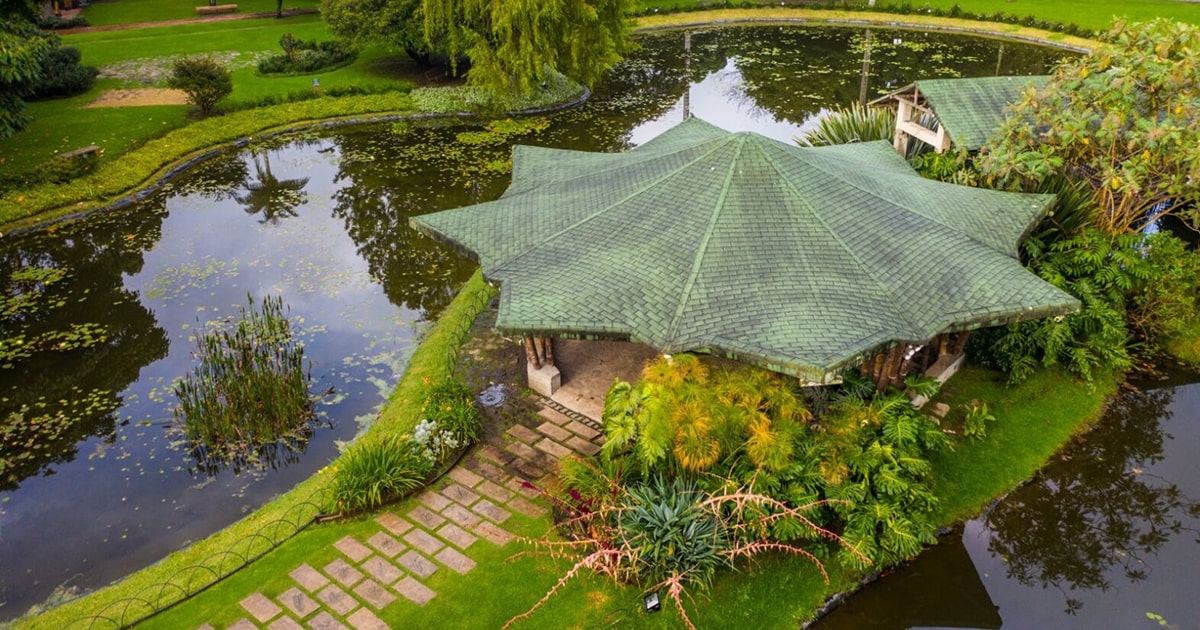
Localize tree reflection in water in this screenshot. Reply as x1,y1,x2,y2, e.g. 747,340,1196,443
236,149,310,225
982,387,1200,614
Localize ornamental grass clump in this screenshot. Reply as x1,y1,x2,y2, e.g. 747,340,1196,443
173,294,315,473
328,435,430,514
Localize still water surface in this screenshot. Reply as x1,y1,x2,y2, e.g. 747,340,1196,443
0,25,1084,619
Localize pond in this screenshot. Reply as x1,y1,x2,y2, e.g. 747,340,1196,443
0,25,1073,619
813,371,1200,629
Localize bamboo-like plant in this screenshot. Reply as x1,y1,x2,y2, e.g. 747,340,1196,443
173,294,315,474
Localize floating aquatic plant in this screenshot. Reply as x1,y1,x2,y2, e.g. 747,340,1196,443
173,294,317,475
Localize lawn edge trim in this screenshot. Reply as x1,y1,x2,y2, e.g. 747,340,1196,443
12,271,496,630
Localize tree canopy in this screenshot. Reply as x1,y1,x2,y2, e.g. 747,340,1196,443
978,19,1200,235
0,16,53,138
423,0,635,101
320,0,431,63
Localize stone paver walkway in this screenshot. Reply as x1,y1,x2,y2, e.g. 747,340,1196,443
199,399,604,629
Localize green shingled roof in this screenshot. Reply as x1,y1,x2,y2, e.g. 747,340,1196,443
412,117,1078,383
914,75,1048,150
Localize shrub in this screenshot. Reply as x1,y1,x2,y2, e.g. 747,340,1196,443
961,402,995,440
423,378,482,443
796,102,896,148
256,37,357,76
168,56,233,117
28,45,98,101
1132,232,1200,343
329,435,430,514
36,14,89,29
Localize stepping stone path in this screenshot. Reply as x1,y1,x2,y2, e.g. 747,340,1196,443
202,399,603,629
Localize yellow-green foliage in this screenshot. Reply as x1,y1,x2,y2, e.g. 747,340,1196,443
601,355,809,474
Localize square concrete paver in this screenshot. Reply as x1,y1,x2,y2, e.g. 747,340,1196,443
472,499,512,524
346,607,389,630
567,435,601,457
403,527,445,555
333,536,372,563
440,482,481,506
395,576,437,606
417,489,453,511
534,437,573,459
268,617,305,630
437,522,478,549
506,424,541,444
360,555,403,585
474,444,515,467
442,503,482,528
240,593,282,623
537,407,573,426
375,512,413,537
397,549,439,579
475,479,514,503
535,421,573,442
316,583,358,616
447,467,483,488
505,477,542,498
365,531,405,558
277,587,320,618
307,611,349,630
289,563,330,592
563,420,601,439
407,505,446,530
353,579,396,609
227,620,258,630
323,558,364,588
473,521,515,546
507,495,546,518
435,546,477,574
504,440,542,463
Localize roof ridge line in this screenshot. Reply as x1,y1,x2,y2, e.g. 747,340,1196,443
494,135,737,274
768,141,1029,257
663,136,747,350
758,140,928,341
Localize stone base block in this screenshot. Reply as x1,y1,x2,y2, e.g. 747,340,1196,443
527,364,561,397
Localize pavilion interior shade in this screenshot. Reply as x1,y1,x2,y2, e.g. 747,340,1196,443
412,117,1078,383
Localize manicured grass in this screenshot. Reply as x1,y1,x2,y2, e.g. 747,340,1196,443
59,359,1117,630
79,0,321,27
65,14,331,67
637,0,1200,30
11,273,495,630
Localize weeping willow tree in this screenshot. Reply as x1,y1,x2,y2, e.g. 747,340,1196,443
423,0,635,103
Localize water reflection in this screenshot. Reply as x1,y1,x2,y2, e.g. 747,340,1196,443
0,25,1073,619
815,377,1200,629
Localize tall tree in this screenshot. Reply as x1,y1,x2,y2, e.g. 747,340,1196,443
978,19,1200,235
321,0,431,63
424,0,635,100
0,13,53,138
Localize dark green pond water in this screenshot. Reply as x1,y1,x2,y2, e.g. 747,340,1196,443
0,25,1083,620
813,372,1200,629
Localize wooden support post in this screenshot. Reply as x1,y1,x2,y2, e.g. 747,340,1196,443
541,336,554,367
523,337,541,370
951,331,971,356
937,333,950,358
876,347,900,392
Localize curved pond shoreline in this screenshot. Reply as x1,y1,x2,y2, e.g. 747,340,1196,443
4,16,1103,628
0,8,1095,233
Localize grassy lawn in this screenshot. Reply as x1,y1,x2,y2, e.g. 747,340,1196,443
637,0,1200,30
84,361,1114,630
79,0,321,27
0,16,416,184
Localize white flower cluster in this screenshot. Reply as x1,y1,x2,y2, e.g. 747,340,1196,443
412,418,461,466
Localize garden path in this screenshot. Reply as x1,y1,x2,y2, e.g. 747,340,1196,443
197,390,606,629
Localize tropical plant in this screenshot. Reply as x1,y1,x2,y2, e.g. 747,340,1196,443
173,294,315,471
978,19,1200,235
234,149,309,224
167,56,233,117
329,435,430,514
983,229,1146,385
508,476,861,630
962,401,995,440
815,388,951,569
1130,232,1200,344
797,102,896,148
